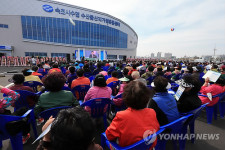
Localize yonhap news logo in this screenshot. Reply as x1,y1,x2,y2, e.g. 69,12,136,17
42,5,53,12
143,129,157,145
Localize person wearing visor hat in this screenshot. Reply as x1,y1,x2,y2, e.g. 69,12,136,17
148,76,179,126
113,77,130,107
176,75,202,113
22,68,43,91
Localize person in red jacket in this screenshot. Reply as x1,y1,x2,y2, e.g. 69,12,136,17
49,64,61,74
106,81,160,148
128,64,137,75
199,76,225,106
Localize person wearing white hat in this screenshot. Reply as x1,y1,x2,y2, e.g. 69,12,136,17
113,77,130,107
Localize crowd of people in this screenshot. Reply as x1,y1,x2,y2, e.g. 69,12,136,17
0,59,225,149
0,56,67,67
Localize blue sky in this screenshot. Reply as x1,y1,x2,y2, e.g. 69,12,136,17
57,0,225,57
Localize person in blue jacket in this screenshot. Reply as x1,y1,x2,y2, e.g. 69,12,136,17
148,76,180,126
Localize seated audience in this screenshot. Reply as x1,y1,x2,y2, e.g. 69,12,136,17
37,63,45,74
155,67,164,76
22,68,43,91
43,61,51,69
128,64,137,75
181,68,190,78
0,85,30,143
131,71,147,85
32,66,42,76
22,68,42,83
67,66,77,88
116,64,124,78
93,62,103,75
9,74,37,107
106,81,159,148
193,66,205,84
164,66,172,76
106,71,119,85
123,68,132,81
220,65,225,77
176,75,202,113
148,76,179,126
199,76,225,106
71,69,90,100
79,61,84,68
0,85,20,114
99,71,108,77
141,66,154,79
83,64,92,73
36,107,102,150
84,74,112,112
48,64,61,74
113,77,130,107
210,64,219,72
34,72,79,116
64,64,70,77
89,62,95,73
71,69,90,89
171,66,182,81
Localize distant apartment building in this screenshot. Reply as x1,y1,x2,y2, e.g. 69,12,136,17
157,52,161,59
151,53,154,58
164,53,172,59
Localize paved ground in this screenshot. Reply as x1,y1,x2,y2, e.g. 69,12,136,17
0,67,224,150
0,66,29,74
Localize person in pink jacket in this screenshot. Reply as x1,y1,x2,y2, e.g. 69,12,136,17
84,74,112,113
0,85,20,114
199,76,225,106
113,77,130,107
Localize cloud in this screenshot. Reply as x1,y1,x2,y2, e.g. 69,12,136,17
57,0,225,57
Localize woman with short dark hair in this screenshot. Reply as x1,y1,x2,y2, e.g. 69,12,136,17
34,72,79,116
9,74,36,107
106,81,159,148
36,107,103,150
67,66,77,88
83,74,111,113
148,76,179,126
84,74,112,111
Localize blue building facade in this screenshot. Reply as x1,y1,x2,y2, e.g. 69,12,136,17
0,0,138,60
21,16,128,48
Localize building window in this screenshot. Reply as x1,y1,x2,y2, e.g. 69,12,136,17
0,24,9,28
119,55,126,60
25,52,47,57
51,53,67,57
107,55,117,59
21,16,128,49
